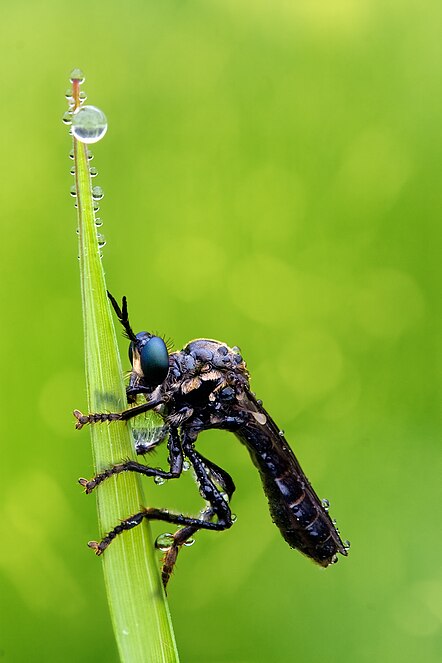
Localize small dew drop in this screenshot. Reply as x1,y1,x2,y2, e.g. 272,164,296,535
65,88,74,100
232,346,241,353
70,167,75,176
62,111,73,126
92,186,104,200
97,233,106,248
278,430,285,437
72,106,107,144
69,68,85,84
93,202,100,212
94,218,103,227
87,150,94,161
69,149,74,160
155,533,174,552
89,166,98,177
70,185,77,197
183,460,191,472
256,399,263,406
321,498,330,511
231,514,237,523
184,538,195,547
76,228,80,235
79,90,87,103
154,476,166,486
331,554,339,564
344,540,351,551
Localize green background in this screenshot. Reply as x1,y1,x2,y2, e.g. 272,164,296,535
0,1,440,661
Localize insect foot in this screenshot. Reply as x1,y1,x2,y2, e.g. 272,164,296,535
87,540,103,555
78,477,94,494
73,409,122,429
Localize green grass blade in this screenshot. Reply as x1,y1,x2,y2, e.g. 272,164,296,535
69,70,179,663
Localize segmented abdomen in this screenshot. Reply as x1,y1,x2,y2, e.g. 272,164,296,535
236,401,347,566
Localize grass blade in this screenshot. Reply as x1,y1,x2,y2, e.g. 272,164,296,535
68,69,179,663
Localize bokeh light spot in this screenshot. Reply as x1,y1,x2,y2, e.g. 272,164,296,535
278,328,344,403
354,269,424,338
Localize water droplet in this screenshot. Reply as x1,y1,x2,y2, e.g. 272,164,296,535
69,149,74,160
93,202,100,212
92,186,104,200
232,346,241,353
221,492,229,503
154,475,166,485
62,111,73,125
278,430,285,437
155,533,174,552
331,554,338,564
70,68,85,84
184,538,195,547
70,185,77,197
256,399,263,406
97,234,106,248
343,539,351,551
332,519,337,526
183,460,191,471
76,228,80,235
71,105,108,144
70,167,75,176
321,498,330,511
89,166,98,177
87,150,94,161
94,218,103,227
65,88,74,100
79,90,87,103
231,513,237,523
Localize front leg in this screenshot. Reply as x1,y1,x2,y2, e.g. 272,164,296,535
73,397,164,429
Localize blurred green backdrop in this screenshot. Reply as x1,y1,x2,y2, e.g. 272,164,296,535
0,1,440,661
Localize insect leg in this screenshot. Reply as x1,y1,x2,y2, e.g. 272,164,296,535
88,436,233,566
73,397,164,429
88,503,232,558
160,507,216,590
79,425,183,493
196,453,236,501
156,441,235,587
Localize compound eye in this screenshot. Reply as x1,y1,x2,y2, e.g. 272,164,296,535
140,336,169,386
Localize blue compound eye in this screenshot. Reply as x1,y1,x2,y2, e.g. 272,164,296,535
139,336,169,386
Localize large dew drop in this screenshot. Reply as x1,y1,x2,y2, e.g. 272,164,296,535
72,105,108,144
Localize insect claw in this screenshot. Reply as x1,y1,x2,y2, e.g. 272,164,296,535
73,409,88,429
87,540,102,555
78,477,92,493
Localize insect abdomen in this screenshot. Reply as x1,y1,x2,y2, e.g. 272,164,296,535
236,413,347,566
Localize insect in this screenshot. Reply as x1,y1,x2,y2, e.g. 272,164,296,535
75,292,349,588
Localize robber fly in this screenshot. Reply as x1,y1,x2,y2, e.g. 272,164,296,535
75,292,349,588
